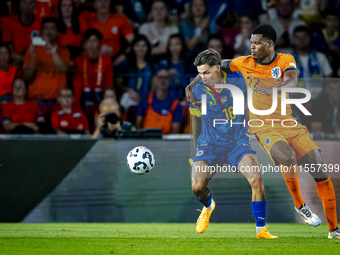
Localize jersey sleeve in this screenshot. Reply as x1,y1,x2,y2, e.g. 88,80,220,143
120,15,133,37
229,57,243,73
172,103,184,123
34,102,44,118
189,85,202,117
1,103,11,120
281,54,298,74
51,111,59,129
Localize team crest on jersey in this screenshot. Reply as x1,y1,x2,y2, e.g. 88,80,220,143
111,26,118,34
196,150,204,156
265,136,271,146
271,67,281,79
220,96,228,103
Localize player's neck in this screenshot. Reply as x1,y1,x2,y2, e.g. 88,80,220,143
155,89,167,100
62,107,72,114
97,12,109,23
13,96,25,105
260,51,276,64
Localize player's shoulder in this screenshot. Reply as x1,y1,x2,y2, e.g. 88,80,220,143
227,71,243,79
232,55,253,63
277,53,295,61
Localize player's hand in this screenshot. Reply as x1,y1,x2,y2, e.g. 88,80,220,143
24,122,39,131
44,40,57,54
253,87,273,96
185,85,201,108
28,44,36,57
97,113,106,127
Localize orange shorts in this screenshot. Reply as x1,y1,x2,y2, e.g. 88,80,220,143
254,123,320,166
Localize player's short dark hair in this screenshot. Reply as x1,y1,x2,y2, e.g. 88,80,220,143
252,24,277,44
84,29,103,41
60,87,74,96
323,7,340,19
293,25,311,36
194,49,221,67
41,17,58,31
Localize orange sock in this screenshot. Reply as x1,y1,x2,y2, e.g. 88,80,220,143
316,177,338,232
281,166,305,209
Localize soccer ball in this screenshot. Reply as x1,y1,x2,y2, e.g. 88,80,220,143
126,146,155,175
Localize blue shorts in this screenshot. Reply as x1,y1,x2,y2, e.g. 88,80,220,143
193,137,256,169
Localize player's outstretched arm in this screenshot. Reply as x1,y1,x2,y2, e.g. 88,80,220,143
185,74,201,107
191,114,202,151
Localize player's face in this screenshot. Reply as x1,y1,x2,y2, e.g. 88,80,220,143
20,0,36,14
250,34,272,61
156,70,171,90
207,39,223,56
42,22,58,41
85,35,101,55
12,79,27,97
151,1,167,21
59,90,74,108
192,0,206,17
94,0,110,14
0,47,10,66
293,31,310,50
169,37,182,56
197,64,221,86
325,15,339,31
133,40,148,59
61,0,73,18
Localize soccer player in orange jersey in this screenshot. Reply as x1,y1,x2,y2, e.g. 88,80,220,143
186,24,339,239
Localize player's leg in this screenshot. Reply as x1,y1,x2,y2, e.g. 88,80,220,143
298,149,339,238
191,159,216,233
238,154,278,239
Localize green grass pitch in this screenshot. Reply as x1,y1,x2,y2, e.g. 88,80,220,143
0,223,338,255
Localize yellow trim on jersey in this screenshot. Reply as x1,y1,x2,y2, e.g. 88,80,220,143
204,70,227,93
189,107,202,117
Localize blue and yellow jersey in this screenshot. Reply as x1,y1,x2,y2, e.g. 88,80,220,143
189,71,249,146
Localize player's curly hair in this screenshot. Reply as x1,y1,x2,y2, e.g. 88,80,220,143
193,49,221,67
252,24,277,44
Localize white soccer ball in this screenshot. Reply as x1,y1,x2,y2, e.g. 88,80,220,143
126,146,155,175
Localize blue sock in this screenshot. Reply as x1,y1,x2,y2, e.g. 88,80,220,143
252,200,266,227
197,192,212,207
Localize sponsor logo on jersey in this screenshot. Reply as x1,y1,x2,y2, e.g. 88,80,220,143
196,150,204,156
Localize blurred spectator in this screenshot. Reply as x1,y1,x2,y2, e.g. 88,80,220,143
0,44,22,102
271,0,306,52
292,26,332,79
311,8,340,77
234,15,258,57
72,29,113,108
23,17,70,101
57,0,89,60
297,0,324,25
34,0,58,18
93,87,118,129
117,35,153,121
2,0,42,65
159,33,192,100
181,0,209,60
139,0,179,60
136,68,183,134
87,0,134,59
51,87,90,134
207,34,225,58
311,80,340,133
92,98,124,138
2,78,45,134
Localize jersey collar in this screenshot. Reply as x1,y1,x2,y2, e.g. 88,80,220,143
256,52,278,66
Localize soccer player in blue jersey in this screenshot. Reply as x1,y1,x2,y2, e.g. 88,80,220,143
190,49,278,239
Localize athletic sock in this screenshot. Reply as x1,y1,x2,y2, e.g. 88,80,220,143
252,200,266,234
197,191,212,208
316,177,338,232
281,166,305,209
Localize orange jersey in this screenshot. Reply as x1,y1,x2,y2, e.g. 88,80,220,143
34,0,58,18
2,15,42,54
85,12,133,56
58,17,88,48
228,53,298,133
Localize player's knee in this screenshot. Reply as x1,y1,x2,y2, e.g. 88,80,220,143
248,178,264,192
279,151,296,166
192,182,207,197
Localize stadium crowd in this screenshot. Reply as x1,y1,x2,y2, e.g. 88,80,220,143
0,0,339,136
